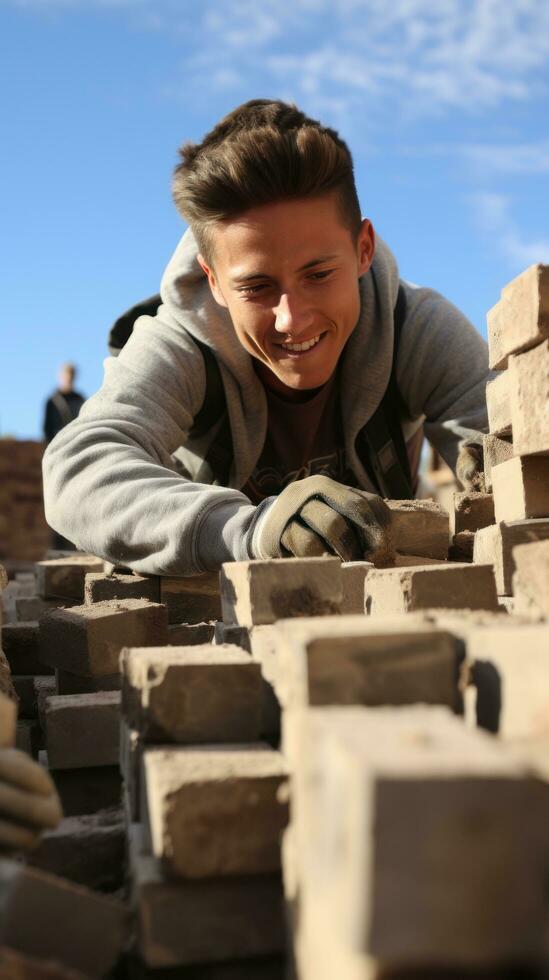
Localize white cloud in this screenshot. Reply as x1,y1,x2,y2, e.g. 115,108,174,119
471,191,549,269
3,0,549,118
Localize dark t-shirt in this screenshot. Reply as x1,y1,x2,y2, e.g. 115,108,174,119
243,373,423,504
43,390,85,443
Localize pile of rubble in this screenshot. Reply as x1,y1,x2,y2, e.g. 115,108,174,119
0,262,547,978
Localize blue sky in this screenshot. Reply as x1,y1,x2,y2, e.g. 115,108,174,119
2,0,548,438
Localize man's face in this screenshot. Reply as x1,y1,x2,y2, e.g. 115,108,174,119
198,193,375,395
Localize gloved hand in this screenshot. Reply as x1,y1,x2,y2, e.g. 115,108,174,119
0,749,63,851
456,439,486,492
252,475,395,564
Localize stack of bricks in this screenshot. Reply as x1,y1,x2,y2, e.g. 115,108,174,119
473,264,549,607
0,438,50,564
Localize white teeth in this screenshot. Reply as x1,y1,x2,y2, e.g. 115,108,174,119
282,335,321,353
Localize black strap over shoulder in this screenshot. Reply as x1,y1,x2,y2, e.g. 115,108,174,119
108,293,228,444
353,281,414,499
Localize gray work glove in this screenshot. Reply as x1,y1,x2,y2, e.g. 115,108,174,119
0,749,63,851
456,439,486,492
251,475,395,564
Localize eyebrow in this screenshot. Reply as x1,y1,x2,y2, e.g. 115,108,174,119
230,253,340,286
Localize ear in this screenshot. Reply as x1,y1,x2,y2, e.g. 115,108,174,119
197,254,228,309
356,219,376,276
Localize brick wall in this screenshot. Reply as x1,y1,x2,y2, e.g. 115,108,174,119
0,439,50,561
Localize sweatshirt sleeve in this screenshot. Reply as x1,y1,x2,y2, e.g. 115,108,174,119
395,282,492,470
42,310,258,575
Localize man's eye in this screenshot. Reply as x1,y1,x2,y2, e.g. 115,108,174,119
238,283,267,296
308,269,333,281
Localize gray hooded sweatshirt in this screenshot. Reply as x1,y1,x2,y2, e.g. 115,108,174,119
42,230,490,575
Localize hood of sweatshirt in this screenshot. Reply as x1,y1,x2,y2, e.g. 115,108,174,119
159,227,401,489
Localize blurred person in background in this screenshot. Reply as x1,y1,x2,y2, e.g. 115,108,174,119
43,363,85,445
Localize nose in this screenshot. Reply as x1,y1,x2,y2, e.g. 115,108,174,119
273,291,314,336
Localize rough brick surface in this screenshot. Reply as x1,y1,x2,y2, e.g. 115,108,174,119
340,562,373,613
365,563,499,615
486,372,512,436
160,573,222,625
386,500,449,559
220,558,342,627
45,691,121,770
121,645,262,744
473,519,549,595
84,571,160,605
28,807,125,892
448,530,475,563
129,826,284,968
143,745,288,878
272,616,463,715
55,669,120,695
467,623,549,738
291,705,549,977
36,556,104,601
0,860,129,977
492,456,549,523
487,263,549,370
509,338,549,456
45,760,122,817
168,621,216,645
39,599,169,676
483,433,514,492
451,492,495,534
512,540,549,616
2,623,53,675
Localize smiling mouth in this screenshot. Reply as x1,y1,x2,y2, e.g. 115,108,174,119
276,333,324,355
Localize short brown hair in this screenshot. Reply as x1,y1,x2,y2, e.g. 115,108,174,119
172,99,361,260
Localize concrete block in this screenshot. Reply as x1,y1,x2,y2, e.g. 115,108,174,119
15,719,42,758
213,622,251,650
44,758,122,816
467,623,549,738
485,372,512,436
84,571,160,605
512,540,549,617
35,677,57,729
0,859,129,977
0,564,7,592
365,563,499,615
386,499,449,559
120,721,142,821
39,599,169,677
492,456,549,522
11,675,37,718
2,622,53,675
0,690,16,747
487,263,549,370
168,621,215,645
129,826,284,968
121,645,262,744
509,338,549,456
14,595,78,621
36,555,104,600
448,531,475,563
392,555,448,567
220,558,342,627
473,519,549,595
28,806,125,892
340,562,373,613
273,616,463,715
291,705,549,973
55,668,120,695
45,692,121,770
483,433,513,492
451,492,495,534
160,573,222,624
142,745,288,878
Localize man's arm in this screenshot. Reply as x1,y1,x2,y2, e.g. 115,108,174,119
42,310,258,575
395,282,492,475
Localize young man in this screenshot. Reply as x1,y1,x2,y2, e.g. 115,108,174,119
43,100,489,575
